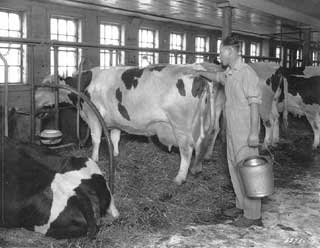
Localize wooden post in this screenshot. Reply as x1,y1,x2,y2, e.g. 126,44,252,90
222,6,233,40
302,28,312,67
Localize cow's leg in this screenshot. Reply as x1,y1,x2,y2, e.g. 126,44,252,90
263,119,272,149
110,129,121,156
203,127,220,160
272,116,280,145
191,129,215,175
312,122,320,150
74,189,98,238
174,144,193,185
87,116,102,162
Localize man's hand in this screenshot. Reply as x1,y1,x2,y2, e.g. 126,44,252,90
247,132,259,147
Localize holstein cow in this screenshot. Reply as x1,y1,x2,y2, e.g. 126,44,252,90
0,109,119,239
279,70,320,149
36,64,225,185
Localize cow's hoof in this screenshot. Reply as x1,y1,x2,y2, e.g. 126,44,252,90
190,166,203,176
173,176,186,185
113,152,119,157
91,156,99,162
87,224,98,239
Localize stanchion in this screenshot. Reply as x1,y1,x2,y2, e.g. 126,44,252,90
36,83,115,193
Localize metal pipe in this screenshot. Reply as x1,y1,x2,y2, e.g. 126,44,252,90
35,83,115,193
0,53,8,137
53,46,59,130
30,46,35,143
0,36,282,63
0,37,218,56
0,53,8,225
77,57,85,147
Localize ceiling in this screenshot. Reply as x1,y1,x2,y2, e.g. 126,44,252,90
43,0,320,42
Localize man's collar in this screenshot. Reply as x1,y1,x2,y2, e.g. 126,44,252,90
230,57,243,71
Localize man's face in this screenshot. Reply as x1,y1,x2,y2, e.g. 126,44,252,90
219,45,234,66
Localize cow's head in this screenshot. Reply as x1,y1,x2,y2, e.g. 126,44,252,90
35,75,72,111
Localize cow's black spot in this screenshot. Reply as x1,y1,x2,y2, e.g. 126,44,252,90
176,79,186,96
79,174,111,217
115,88,122,103
121,68,144,90
266,78,271,86
65,71,93,92
264,120,271,127
192,76,207,98
149,65,166,72
118,103,130,121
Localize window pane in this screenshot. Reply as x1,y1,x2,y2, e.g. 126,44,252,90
0,11,24,84
100,24,123,68
0,12,8,31
9,13,20,31
50,17,79,76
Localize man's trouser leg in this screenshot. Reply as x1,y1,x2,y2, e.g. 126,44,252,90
226,133,261,220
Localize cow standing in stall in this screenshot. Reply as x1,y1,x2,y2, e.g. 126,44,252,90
36,64,225,185
35,62,284,185
0,108,119,239
278,69,320,149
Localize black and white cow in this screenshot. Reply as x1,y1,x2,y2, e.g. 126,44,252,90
35,62,285,184
36,64,225,185
0,109,119,239
279,70,320,149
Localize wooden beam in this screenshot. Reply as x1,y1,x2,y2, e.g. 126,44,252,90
230,0,320,31
221,6,233,39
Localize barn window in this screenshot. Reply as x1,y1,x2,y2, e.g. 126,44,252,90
286,48,291,68
275,46,281,59
216,38,222,62
138,28,159,67
195,36,209,63
100,23,124,68
312,51,319,66
296,49,302,67
169,32,186,64
239,40,245,56
50,17,81,77
250,42,260,62
0,10,26,84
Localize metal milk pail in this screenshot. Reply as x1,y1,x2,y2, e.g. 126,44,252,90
238,155,274,197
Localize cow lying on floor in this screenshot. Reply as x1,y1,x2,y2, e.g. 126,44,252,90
0,135,119,239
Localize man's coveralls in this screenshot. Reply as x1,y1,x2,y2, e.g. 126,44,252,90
225,58,262,220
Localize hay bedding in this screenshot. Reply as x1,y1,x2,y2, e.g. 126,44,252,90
2,116,320,247
0,134,233,248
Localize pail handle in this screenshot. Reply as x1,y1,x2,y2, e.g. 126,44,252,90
235,143,275,165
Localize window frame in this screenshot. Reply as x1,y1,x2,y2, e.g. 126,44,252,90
99,22,124,68
49,15,81,77
250,42,260,62
0,9,26,84
138,27,159,66
169,32,186,64
194,35,209,63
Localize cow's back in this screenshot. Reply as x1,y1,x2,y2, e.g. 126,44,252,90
85,65,207,145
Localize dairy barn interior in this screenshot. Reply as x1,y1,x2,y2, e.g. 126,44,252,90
1,0,320,247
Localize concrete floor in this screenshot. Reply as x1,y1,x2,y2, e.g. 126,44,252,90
150,143,320,247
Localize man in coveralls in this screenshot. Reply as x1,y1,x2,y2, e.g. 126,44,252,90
198,36,262,227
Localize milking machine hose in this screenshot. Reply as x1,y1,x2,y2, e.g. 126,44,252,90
35,83,116,193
